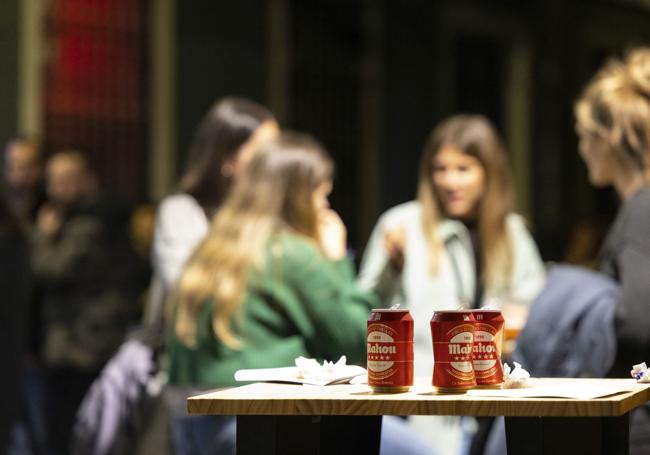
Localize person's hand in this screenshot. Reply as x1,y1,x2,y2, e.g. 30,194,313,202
318,209,347,260
383,225,406,272
37,203,63,236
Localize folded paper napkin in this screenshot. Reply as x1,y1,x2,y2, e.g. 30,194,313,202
234,356,367,386
503,361,531,388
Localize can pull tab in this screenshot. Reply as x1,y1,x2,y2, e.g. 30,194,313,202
389,304,401,310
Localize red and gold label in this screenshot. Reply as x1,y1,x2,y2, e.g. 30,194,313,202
471,310,504,386
431,311,477,390
367,310,413,391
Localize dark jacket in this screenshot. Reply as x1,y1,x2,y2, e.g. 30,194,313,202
0,203,31,452
599,187,650,454
31,198,139,371
483,190,650,455
599,188,650,377
514,265,618,377
481,265,618,455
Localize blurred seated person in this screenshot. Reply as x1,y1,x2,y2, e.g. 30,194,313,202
477,46,650,455
575,47,650,454
359,114,545,365
3,135,46,224
358,115,546,453
31,151,141,455
167,133,436,455
150,97,278,327
151,97,277,454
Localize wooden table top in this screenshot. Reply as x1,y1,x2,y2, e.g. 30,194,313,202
187,378,650,418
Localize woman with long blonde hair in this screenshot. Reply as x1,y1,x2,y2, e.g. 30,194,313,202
359,115,545,452
575,47,650,453
168,132,374,364
167,132,435,455
169,132,363,454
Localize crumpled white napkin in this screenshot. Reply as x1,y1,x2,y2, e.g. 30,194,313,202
295,355,357,383
503,361,531,388
631,362,650,383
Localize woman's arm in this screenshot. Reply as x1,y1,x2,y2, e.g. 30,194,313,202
358,215,403,305
283,239,380,365
507,215,546,303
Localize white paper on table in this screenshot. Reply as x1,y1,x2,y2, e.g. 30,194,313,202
467,383,636,400
234,365,367,386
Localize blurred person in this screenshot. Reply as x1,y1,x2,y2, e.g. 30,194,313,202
31,151,140,455
0,197,31,453
3,137,48,455
358,115,545,453
167,133,436,455
142,97,278,455
147,97,279,327
2,136,46,223
575,47,650,453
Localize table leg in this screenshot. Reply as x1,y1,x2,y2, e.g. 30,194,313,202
236,415,382,455
505,414,629,455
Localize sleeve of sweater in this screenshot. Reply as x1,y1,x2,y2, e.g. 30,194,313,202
152,195,208,292
507,215,546,303
357,213,402,305
611,245,650,371
282,238,380,365
610,196,650,371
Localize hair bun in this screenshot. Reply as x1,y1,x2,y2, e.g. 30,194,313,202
626,48,650,97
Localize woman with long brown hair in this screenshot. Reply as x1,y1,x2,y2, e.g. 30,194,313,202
575,47,650,453
359,114,545,452
148,97,278,324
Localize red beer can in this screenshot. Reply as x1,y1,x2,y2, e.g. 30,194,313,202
367,309,414,393
431,310,477,393
471,309,505,388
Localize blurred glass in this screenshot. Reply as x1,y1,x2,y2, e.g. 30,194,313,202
484,295,531,356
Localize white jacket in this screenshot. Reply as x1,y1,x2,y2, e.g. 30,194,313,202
358,201,545,376
145,194,209,326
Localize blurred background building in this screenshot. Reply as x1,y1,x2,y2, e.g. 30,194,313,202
2,0,650,262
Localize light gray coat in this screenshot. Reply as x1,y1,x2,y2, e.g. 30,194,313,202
358,201,545,376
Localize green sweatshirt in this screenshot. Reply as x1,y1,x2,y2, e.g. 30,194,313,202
167,232,379,387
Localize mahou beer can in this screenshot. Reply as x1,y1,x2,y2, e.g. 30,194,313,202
367,309,414,393
471,309,505,388
431,310,477,393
